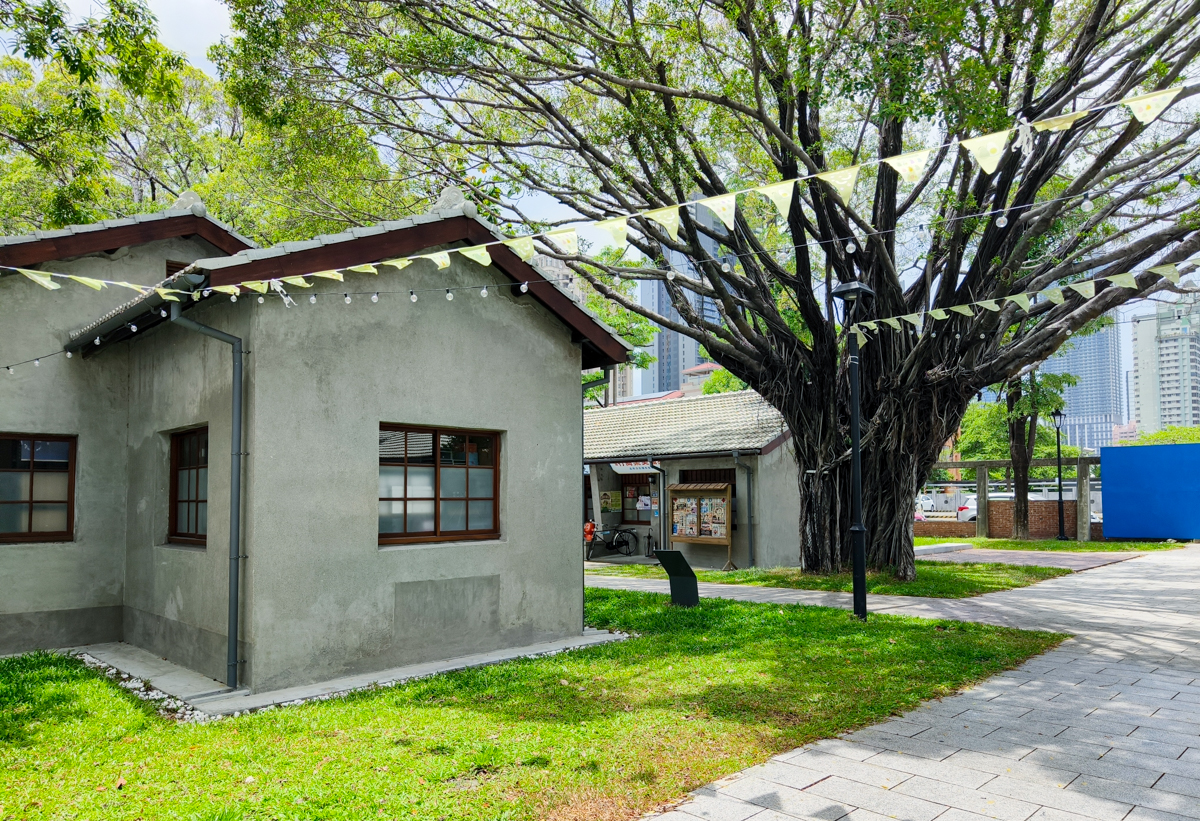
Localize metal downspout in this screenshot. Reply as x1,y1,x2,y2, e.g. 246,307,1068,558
648,457,668,555
732,451,755,567
169,302,244,688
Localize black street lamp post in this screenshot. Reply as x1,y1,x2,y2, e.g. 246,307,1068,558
831,279,875,621
1051,408,1067,540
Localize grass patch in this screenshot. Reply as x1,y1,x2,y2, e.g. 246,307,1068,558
914,536,1187,552
587,561,1072,598
0,591,1062,821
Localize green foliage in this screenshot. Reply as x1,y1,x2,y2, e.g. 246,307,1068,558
0,591,1060,819
956,399,1081,479
1133,426,1200,445
702,368,748,394
915,537,1183,552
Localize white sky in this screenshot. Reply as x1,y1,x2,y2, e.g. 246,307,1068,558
64,0,231,77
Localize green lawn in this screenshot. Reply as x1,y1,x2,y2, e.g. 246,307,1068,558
587,561,1072,598
915,536,1188,552
1,590,1062,821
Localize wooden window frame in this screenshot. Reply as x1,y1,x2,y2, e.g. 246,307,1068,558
168,427,209,546
0,433,76,543
620,474,653,525
379,424,501,546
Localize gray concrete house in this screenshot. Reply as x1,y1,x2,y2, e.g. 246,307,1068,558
584,391,800,569
1,196,628,693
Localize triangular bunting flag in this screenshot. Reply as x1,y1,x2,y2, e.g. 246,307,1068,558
1069,280,1096,298
545,228,578,255
853,328,868,349
929,309,949,320
1032,111,1089,132
379,258,413,271
114,281,148,293
960,130,1011,174
644,207,680,240
1149,264,1180,283
596,217,628,246
155,289,181,302
701,193,738,229
882,150,931,184
948,305,975,316
19,269,60,290
280,276,312,287
899,313,921,326
1007,293,1031,311
1123,88,1182,124
458,245,493,267
756,180,795,219
1044,287,1065,304
815,166,860,204
1106,272,1138,289
860,321,878,332
977,299,1001,311
312,270,344,281
421,252,451,270
66,274,105,290
347,264,378,274
881,317,902,330
241,281,269,294
503,236,536,261
210,285,241,295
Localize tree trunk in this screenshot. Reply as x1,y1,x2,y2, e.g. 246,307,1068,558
1007,379,1039,540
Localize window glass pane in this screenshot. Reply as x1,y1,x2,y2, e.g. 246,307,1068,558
196,502,207,535
177,502,189,533
407,432,434,464
407,466,435,498
407,500,435,532
379,466,405,499
196,467,207,502
639,509,652,522
0,473,29,502
178,469,192,502
0,440,30,470
33,440,69,470
197,433,208,465
0,505,28,533
440,434,468,465
468,500,494,531
378,501,405,534
31,503,67,532
440,500,467,531
32,472,68,501
468,469,493,498
187,502,196,534
470,436,494,467
379,430,405,462
441,467,467,498
181,434,194,468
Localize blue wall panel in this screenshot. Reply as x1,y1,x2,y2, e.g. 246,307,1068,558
1101,443,1200,540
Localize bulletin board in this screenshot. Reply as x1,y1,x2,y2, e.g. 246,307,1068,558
667,483,733,547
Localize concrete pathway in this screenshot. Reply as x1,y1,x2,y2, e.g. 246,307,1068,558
601,545,1200,821
919,547,1146,571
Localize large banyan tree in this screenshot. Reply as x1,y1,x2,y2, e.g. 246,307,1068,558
220,0,1200,577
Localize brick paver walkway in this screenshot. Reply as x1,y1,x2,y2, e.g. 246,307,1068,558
590,546,1200,820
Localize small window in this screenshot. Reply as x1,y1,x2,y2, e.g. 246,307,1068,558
379,426,499,544
0,434,75,542
621,474,652,524
170,428,208,544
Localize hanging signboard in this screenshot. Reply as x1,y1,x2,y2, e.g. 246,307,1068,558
610,461,661,474
599,491,622,513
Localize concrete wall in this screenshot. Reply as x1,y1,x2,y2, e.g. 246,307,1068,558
241,255,586,690
0,237,226,655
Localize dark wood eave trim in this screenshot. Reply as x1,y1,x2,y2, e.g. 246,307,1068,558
759,429,793,456
0,214,252,267
202,216,628,368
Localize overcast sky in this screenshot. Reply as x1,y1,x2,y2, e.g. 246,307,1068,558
65,0,231,77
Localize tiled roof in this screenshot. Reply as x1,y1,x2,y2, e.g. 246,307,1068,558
0,204,255,252
584,390,788,460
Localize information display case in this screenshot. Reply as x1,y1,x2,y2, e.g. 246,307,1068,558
667,482,736,569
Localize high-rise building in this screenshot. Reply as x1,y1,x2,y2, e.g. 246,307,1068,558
1040,320,1122,451
1132,294,1200,435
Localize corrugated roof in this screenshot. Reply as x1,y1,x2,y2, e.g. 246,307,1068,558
584,390,788,460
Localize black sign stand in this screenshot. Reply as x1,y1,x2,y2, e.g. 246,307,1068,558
653,549,699,607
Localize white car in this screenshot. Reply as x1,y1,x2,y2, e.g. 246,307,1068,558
957,491,1015,522
917,494,935,512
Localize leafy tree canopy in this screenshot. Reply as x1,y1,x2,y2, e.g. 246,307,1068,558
1134,425,1200,445
957,400,1081,478
703,368,750,395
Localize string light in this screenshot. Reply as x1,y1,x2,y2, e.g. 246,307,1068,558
445,289,454,300
129,323,137,333
257,295,265,304
159,308,168,318
33,359,39,367
665,269,675,280
996,214,1009,227
344,294,352,304
230,294,237,303
371,292,379,303
202,289,211,297
65,351,71,359
721,262,731,273
309,294,317,304
845,242,857,254
410,290,418,302
94,337,100,346
1081,197,1095,213
480,286,488,297
520,282,529,293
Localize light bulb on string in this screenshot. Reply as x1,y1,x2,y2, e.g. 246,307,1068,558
65,351,72,359
257,296,265,304
445,289,454,301
1179,174,1192,194
129,324,137,333
996,214,1009,228
202,289,212,298
344,294,352,304
720,262,731,273
309,294,317,304
520,282,529,293
410,290,418,303
480,286,488,297
371,292,379,303
230,294,237,303
94,337,101,346
665,269,675,281
845,242,857,254
33,359,39,367
159,308,168,318
1081,197,1095,213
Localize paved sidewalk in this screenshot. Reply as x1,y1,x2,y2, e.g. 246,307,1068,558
610,546,1200,821
919,548,1146,570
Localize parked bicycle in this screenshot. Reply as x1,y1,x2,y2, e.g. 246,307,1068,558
583,520,639,559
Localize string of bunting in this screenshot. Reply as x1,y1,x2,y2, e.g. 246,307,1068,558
847,261,1193,349
1,86,1185,301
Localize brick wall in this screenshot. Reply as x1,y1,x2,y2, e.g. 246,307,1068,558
913,503,1106,541
914,519,976,538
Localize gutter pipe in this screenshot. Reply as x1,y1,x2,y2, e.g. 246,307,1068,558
647,456,669,557
169,301,244,689
732,451,755,567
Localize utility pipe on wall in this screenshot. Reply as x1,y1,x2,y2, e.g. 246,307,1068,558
169,302,244,688
732,451,755,567
648,456,668,555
